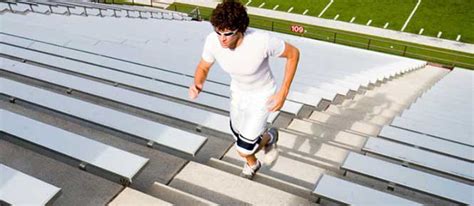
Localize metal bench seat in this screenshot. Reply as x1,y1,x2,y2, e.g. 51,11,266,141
1,109,149,182
0,163,61,205
313,174,421,205
341,152,473,205
0,78,207,156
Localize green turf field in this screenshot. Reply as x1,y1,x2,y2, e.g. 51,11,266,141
248,0,329,17
245,0,474,44
404,0,474,43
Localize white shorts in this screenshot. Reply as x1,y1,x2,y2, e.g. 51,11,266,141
229,85,277,155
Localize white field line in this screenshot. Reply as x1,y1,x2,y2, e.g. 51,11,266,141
366,19,372,26
273,5,279,10
334,14,339,20
318,0,333,17
437,31,442,38
418,28,424,34
303,9,308,15
401,0,422,31
350,17,356,23
456,34,462,41
258,2,265,8
245,0,252,6
383,22,389,28
287,7,293,12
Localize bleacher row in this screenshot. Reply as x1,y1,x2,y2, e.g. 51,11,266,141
0,0,191,20
1,1,472,205
355,67,473,205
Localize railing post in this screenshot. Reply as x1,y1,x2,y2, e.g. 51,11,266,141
367,39,371,50
403,46,408,56
333,32,337,43
271,21,274,31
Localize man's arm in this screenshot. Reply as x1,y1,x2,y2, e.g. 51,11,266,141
189,58,213,99
268,42,300,111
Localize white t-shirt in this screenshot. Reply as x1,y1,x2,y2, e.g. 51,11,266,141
202,29,285,92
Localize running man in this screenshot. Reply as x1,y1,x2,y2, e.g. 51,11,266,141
189,0,299,179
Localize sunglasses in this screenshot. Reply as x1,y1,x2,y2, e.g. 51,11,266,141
215,29,238,37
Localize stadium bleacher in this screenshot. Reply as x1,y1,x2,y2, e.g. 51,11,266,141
1,1,472,205
0,164,62,205
1,109,150,183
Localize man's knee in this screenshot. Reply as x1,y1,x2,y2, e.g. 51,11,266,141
235,135,261,156
237,150,252,158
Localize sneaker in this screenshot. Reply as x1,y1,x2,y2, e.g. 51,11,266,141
240,160,261,180
263,128,279,165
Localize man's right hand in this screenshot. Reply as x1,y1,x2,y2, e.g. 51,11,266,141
189,83,203,100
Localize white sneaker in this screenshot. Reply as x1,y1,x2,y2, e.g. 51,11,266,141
240,160,261,180
263,128,279,165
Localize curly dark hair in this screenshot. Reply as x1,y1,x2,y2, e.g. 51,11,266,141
210,0,249,33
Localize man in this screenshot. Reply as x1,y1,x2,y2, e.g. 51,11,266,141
189,0,299,179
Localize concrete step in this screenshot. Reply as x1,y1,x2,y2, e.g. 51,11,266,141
291,116,381,137
303,117,381,137
361,77,436,98
207,158,313,200
364,82,429,98
358,67,448,102
306,67,445,134
321,67,448,131
222,132,346,187
108,187,172,206
148,182,217,206
308,110,384,130
220,128,368,201
168,161,315,205
382,73,444,91
286,121,368,150
341,96,408,112
325,104,399,120
309,110,392,126
350,91,416,108
352,85,427,107
388,66,448,85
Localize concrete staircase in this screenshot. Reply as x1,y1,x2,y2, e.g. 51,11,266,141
60,64,448,205
107,65,449,205
197,65,449,205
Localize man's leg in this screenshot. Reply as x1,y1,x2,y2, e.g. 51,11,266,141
238,132,271,166
230,86,278,178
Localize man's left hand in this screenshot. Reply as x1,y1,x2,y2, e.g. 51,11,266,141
267,90,288,112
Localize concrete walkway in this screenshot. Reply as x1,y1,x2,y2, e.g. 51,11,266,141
175,0,474,54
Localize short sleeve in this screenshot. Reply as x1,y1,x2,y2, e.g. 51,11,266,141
266,34,286,57
201,34,216,63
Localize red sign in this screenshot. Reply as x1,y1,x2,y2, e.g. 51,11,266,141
290,25,304,33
